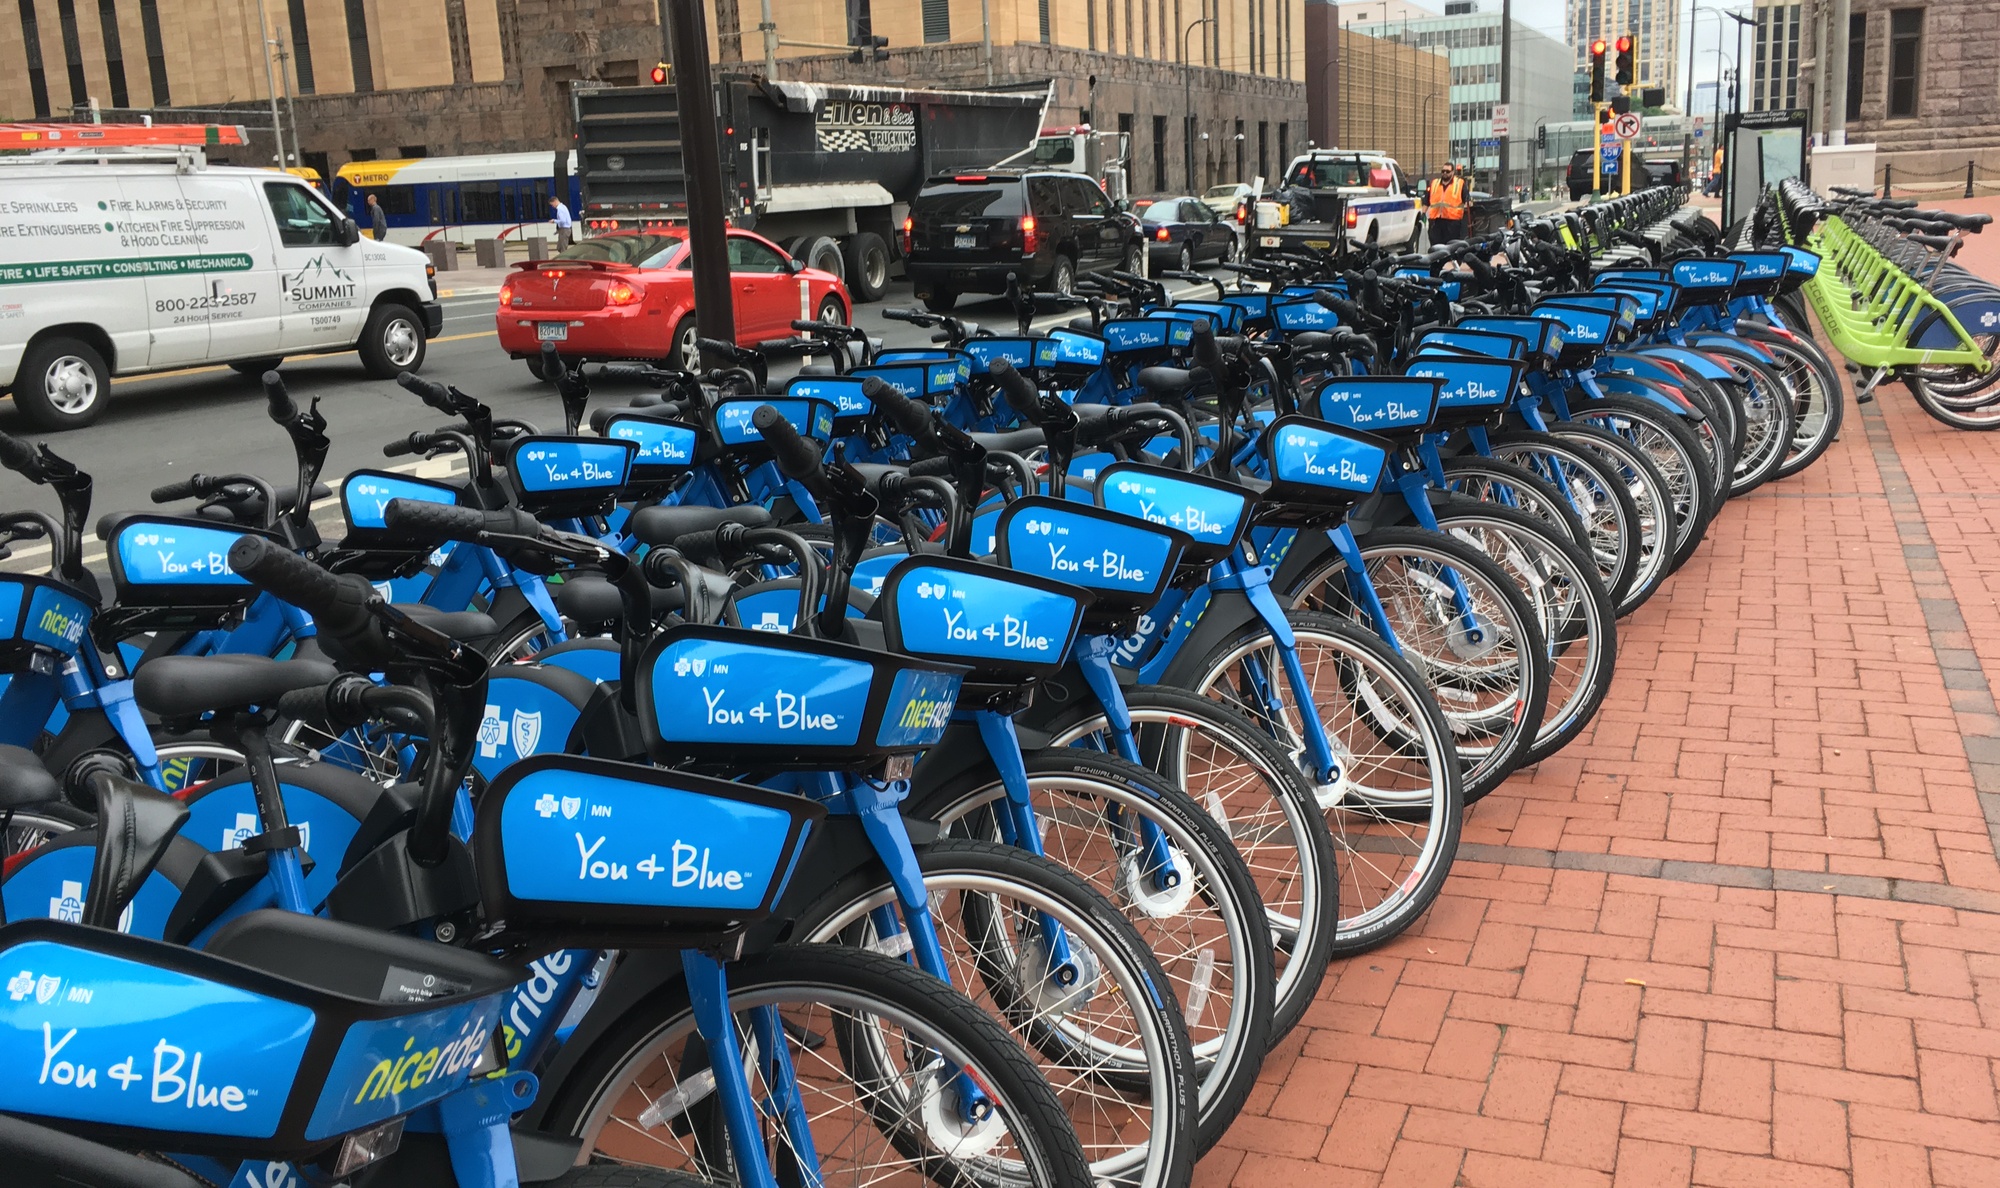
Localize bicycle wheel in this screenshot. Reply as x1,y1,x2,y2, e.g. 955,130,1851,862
1906,370,2000,431
1475,434,1644,613
1291,526,1550,802
798,839,1198,1188
1760,335,1846,478
1038,686,1339,1042
1436,452,1595,554
1430,500,1618,764
1700,350,1796,495
1566,398,1719,572
1502,428,1672,613
907,750,1275,1155
549,945,1095,1187
1182,610,1463,954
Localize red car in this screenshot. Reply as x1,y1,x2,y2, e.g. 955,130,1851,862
497,227,851,378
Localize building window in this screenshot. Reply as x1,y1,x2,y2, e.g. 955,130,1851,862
97,0,127,107
344,0,374,92
17,0,51,117
1887,8,1921,118
1153,113,1167,191
287,0,316,94
1235,118,1244,181
1845,13,1864,122
1278,123,1289,172
54,0,86,106
921,0,947,42
137,0,166,103
1039,0,1049,43
1257,120,1268,183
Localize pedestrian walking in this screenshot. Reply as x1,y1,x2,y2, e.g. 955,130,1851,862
1426,163,1468,246
366,192,388,241
550,197,574,251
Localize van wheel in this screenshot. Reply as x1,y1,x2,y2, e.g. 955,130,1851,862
359,303,426,378
228,357,284,376
841,232,890,302
12,337,109,431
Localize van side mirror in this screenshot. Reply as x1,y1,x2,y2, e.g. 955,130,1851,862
341,217,362,247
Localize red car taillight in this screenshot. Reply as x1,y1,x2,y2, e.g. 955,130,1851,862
1155,226,1170,241
606,279,641,306
1235,201,1249,224
1020,214,1039,255
498,283,513,307
901,215,914,256
1344,206,1360,229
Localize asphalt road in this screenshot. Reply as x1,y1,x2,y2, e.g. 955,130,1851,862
0,273,1228,569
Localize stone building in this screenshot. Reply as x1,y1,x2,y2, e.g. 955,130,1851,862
1303,6,1450,178
1,0,1307,196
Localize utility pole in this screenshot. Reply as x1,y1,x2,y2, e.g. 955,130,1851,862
983,0,994,86
1498,0,1511,196
1183,15,1216,192
759,0,777,79
253,0,288,168
665,0,735,358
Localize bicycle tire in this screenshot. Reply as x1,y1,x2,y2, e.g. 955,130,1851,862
1291,525,1551,802
797,838,1198,1188
1509,426,1674,612
1176,610,1463,954
904,749,1275,1155
1434,453,1594,551
1566,397,1719,572
544,945,1096,1187
1905,370,2000,430
1036,686,1340,1042
1429,500,1618,764
1477,432,1645,614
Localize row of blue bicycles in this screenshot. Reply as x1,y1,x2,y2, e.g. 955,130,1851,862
0,182,1844,1187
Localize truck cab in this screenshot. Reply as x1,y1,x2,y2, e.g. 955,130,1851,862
997,126,1133,206
1255,150,1422,252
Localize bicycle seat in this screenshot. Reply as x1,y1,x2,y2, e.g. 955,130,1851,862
629,503,772,547
84,774,191,930
1136,366,1198,396
965,427,1046,454
395,602,500,641
191,482,335,526
133,654,339,719
0,744,60,811
205,908,522,1001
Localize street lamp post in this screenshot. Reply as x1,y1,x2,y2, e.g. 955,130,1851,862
1531,116,1547,197
1183,15,1217,193
1420,90,1438,175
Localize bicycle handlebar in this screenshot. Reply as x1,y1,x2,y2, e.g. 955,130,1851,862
0,431,46,483
262,373,296,423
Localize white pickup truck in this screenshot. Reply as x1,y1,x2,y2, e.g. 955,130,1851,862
1253,150,1424,256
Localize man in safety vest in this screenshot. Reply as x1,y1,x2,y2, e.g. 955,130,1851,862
1427,163,1469,246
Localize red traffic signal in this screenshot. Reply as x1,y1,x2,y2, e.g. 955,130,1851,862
649,63,668,85
1589,39,1608,101
1614,35,1631,52
1613,35,1636,85
1590,38,1607,56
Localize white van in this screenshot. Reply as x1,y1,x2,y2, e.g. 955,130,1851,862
0,153,442,430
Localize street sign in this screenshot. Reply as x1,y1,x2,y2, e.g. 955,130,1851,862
1492,104,1510,136
1600,142,1623,173
1612,112,1642,140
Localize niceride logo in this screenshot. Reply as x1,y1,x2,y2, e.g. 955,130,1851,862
281,255,358,310
35,603,85,645
351,1016,491,1106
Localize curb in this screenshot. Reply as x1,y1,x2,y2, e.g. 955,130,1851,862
437,287,502,299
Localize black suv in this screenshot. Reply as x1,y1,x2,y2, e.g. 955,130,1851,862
903,170,1141,312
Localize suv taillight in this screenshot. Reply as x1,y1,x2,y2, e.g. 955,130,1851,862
1020,214,1038,255
901,215,914,256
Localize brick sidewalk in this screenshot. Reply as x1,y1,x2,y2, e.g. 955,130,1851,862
1202,366,2000,1185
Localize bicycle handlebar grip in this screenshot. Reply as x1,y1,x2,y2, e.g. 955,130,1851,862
538,341,564,376
866,376,933,439
380,499,499,545
382,433,427,458
908,455,955,478
752,404,825,484
0,431,45,483
149,478,202,503
988,358,1042,421
1191,321,1224,373
395,371,453,413
228,536,342,617
262,373,297,424
881,307,920,322
276,684,338,731
695,337,744,362
596,365,650,382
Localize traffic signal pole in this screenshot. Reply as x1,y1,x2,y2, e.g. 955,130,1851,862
665,0,736,356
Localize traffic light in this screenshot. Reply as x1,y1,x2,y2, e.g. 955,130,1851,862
1614,35,1635,86
1610,95,1632,116
1536,124,1547,150
849,34,889,63
1589,39,1607,102
649,62,669,85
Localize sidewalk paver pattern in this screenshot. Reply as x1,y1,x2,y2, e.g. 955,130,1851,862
1203,366,2000,1184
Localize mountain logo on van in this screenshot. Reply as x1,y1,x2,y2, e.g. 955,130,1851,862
282,256,358,309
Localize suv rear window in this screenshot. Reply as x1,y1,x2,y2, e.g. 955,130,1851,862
913,180,1025,218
